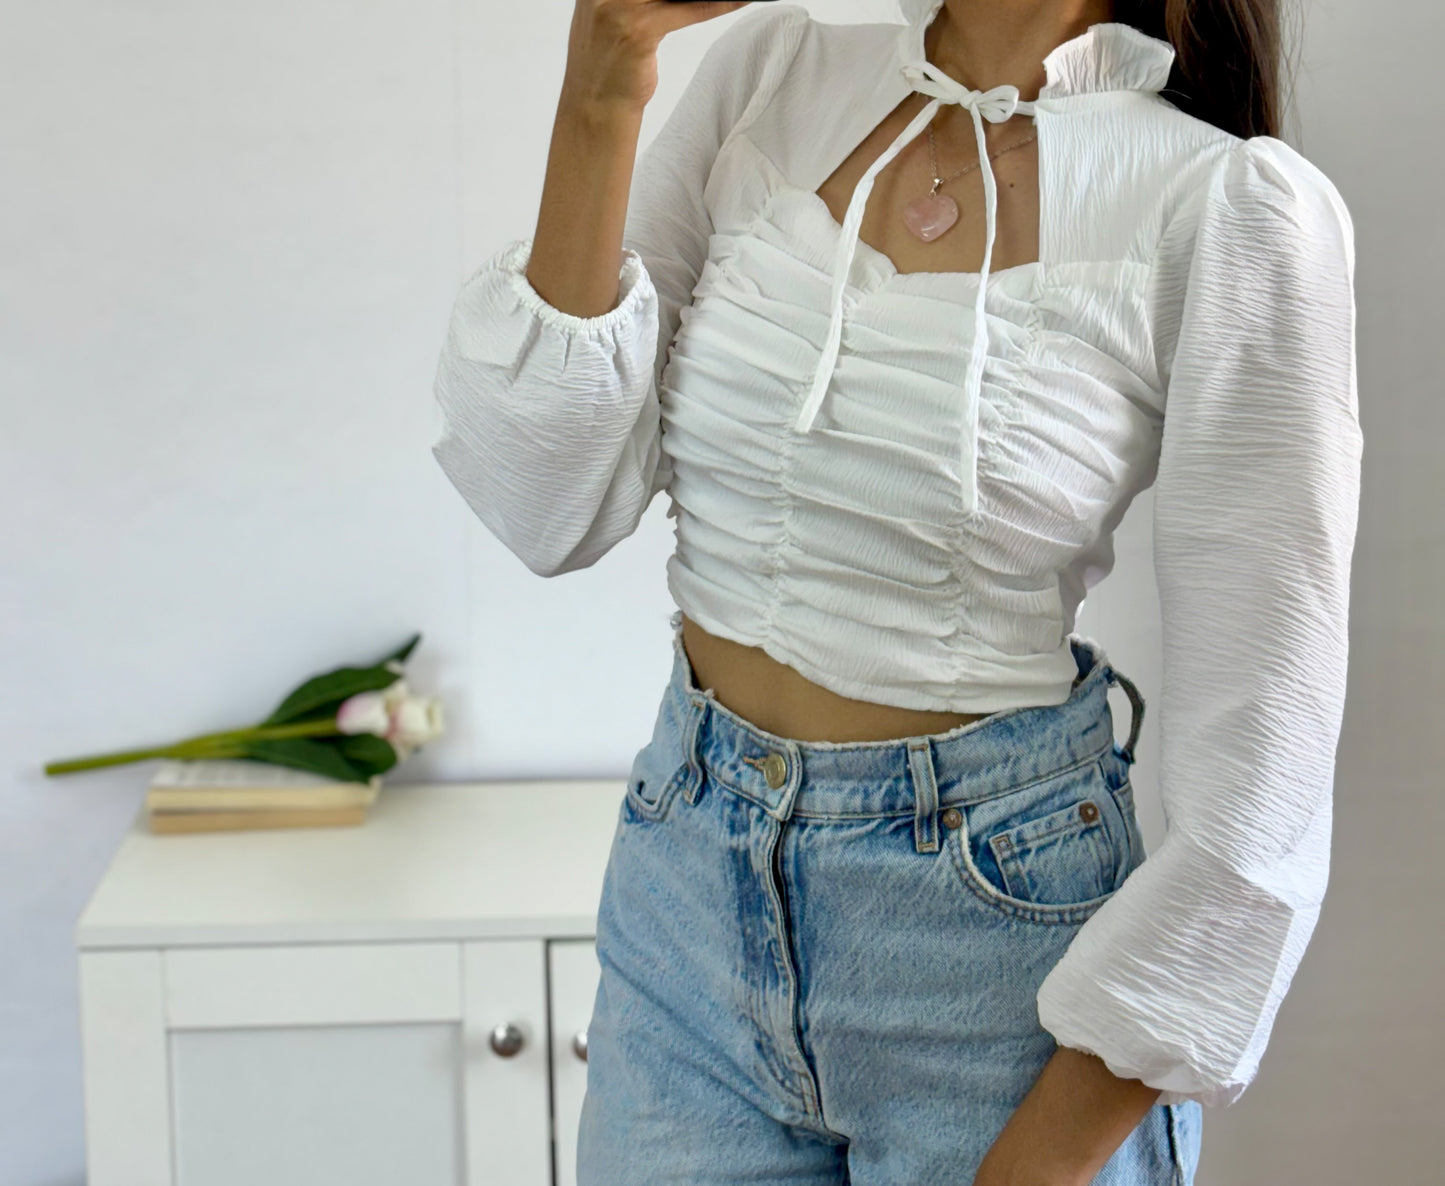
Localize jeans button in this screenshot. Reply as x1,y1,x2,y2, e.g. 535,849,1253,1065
941,807,963,830
762,752,788,789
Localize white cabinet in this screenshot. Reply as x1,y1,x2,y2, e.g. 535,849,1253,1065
74,780,618,1186
547,940,602,1186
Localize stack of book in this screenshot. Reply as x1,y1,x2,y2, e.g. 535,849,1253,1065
145,759,383,835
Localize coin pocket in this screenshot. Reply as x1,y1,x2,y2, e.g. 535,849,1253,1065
948,756,1132,924
988,797,1116,906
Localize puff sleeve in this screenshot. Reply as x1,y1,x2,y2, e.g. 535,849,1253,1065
1034,135,1364,1107
429,4,806,577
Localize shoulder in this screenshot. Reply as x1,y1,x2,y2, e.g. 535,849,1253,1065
1216,135,1354,252
1178,136,1356,291
1144,128,1357,378
1121,93,1351,246
1148,124,1354,277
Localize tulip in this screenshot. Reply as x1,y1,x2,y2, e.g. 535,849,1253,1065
336,681,445,762
45,633,439,785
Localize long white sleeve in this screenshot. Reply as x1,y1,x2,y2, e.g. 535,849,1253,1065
1035,135,1364,1107
430,4,806,577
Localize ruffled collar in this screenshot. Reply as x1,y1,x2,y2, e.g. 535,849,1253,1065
894,1,1175,101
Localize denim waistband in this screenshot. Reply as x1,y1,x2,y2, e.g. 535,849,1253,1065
664,611,1144,842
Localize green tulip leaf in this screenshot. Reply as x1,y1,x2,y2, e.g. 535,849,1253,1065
262,667,397,726
260,634,421,726
233,737,375,784
260,632,421,725
383,633,422,667
334,732,399,777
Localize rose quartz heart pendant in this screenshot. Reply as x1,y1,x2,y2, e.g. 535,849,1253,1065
903,191,960,242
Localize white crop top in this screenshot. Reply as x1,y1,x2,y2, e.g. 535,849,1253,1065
431,0,1362,1110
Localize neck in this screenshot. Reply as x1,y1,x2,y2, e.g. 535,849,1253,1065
927,0,1115,102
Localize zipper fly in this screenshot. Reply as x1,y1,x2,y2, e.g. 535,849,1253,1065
766,819,825,1122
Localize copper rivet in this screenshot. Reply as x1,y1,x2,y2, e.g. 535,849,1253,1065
1079,801,1099,822
941,807,963,830
762,752,788,789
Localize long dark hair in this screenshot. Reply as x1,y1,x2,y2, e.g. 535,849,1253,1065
1112,0,1299,141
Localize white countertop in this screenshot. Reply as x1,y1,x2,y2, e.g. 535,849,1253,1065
74,779,626,949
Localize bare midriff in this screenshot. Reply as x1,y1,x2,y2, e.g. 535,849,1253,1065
679,613,994,744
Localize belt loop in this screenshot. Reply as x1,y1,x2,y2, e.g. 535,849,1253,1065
1106,667,1146,764
680,691,707,805
907,739,940,854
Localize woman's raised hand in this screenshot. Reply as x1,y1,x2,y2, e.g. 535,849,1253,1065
562,0,758,113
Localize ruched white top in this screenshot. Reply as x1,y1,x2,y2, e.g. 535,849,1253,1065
431,0,1363,1109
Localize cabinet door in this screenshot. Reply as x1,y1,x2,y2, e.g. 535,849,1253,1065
166,941,484,1186
461,939,553,1185
81,940,553,1186
548,939,601,1186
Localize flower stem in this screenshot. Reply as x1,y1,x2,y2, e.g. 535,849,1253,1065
43,718,341,776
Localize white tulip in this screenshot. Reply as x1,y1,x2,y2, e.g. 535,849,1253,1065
336,680,445,763
335,691,391,737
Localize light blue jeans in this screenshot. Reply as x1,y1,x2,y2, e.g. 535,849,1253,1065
577,611,1203,1184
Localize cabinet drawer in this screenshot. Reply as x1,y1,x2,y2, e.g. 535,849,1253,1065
166,942,461,1028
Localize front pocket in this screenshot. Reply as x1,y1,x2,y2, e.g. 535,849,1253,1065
623,753,689,822
621,694,695,823
1109,781,1147,875
947,754,1132,924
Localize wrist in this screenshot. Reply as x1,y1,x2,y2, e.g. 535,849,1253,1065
977,1046,1162,1186
976,1140,1093,1186
557,88,647,131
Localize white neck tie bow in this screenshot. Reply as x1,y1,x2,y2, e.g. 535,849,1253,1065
900,60,1023,122
792,59,1037,515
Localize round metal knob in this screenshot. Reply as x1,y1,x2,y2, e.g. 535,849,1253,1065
489,1022,525,1058
572,1029,589,1062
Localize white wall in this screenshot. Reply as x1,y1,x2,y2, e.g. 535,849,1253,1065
2,0,1437,1181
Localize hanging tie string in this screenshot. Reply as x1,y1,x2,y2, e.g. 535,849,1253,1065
792,58,1036,513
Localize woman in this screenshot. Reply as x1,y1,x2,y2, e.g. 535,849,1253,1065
431,0,1362,1181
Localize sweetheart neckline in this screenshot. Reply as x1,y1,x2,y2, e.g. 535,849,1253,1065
771,178,1043,287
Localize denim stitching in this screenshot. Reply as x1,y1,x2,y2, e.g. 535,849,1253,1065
759,817,827,1125
992,812,1115,908
934,744,1111,805
993,801,1106,847
705,742,1112,820
907,739,941,854
679,695,706,806
947,827,1116,925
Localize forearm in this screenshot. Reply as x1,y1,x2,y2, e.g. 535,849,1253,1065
528,96,645,319
976,1045,1162,1186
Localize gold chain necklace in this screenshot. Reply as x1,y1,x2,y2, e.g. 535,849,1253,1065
903,120,1037,243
